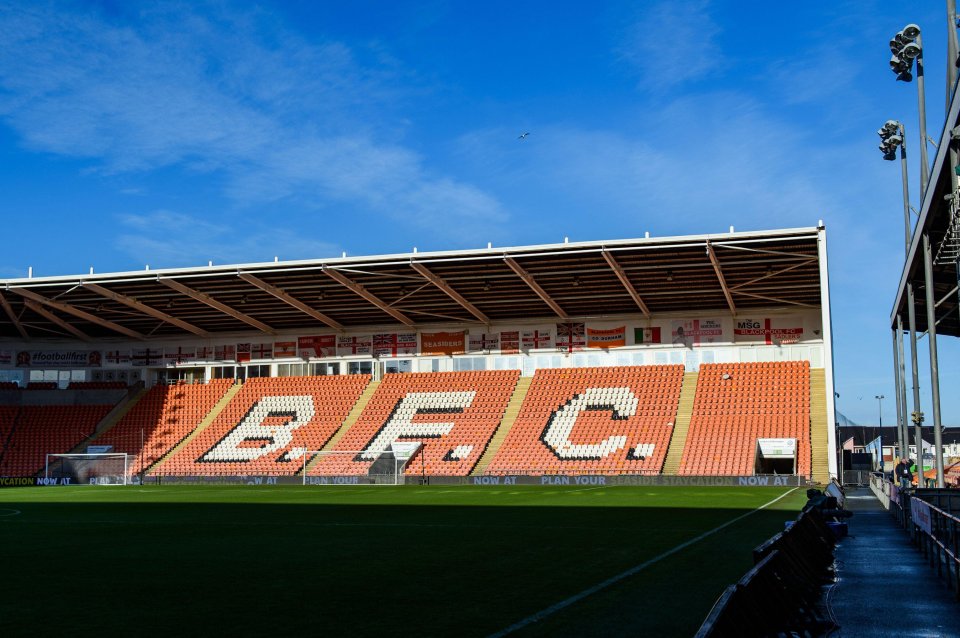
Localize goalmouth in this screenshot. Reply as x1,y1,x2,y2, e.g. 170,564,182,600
45,453,134,485
299,443,422,485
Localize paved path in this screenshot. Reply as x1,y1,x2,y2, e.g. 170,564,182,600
829,488,960,637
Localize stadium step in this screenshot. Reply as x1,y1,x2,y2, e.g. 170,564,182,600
71,386,149,452
149,381,243,474
661,371,698,475
301,379,380,475
470,375,531,476
809,368,830,484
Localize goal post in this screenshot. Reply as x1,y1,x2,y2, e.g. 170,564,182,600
45,453,133,485
298,449,406,485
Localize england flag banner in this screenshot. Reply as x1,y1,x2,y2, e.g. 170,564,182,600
522,329,553,350
298,335,336,359
556,323,586,352
734,317,805,345
105,350,131,365
468,333,500,353
214,345,236,361
500,331,520,354
671,319,724,347
586,326,625,349
338,335,372,356
132,348,162,367
373,333,417,357
164,346,196,365
196,346,214,361
251,343,273,359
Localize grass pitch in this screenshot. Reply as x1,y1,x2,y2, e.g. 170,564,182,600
0,485,806,637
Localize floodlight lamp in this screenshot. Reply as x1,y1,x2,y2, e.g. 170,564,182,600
883,150,897,161
901,41,921,60
890,38,901,54
901,24,921,40
884,120,900,132
890,54,902,69
878,128,888,138
886,134,902,147
896,69,913,82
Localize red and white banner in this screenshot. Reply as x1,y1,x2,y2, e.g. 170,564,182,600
236,343,252,363
587,326,625,349
274,341,297,358
251,343,273,360
522,329,553,350
298,335,336,358
500,331,520,354
132,348,162,367
468,333,500,352
0,350,11,366
634,327,662,344
373,333,417,358
164,346,196,365
196,346,214,360
422,331,465,355
337,335,372,356
671,319,724,347
556,323,586,352
214,345,236,361
105,350,131,365
734,317,804,345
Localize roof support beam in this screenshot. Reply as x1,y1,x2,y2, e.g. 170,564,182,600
81,282,209,337
706,241,737,315
409,262,489,324
237,273,343,331
8,287,144,340
601,251,651,317
731,291,818,308
503,256,567,319
23,300,91,341
322,267,415,326
0,290,28,339
158,278,275,334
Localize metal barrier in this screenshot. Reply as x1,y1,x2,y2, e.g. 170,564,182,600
882,477,960,600
842,470,873,486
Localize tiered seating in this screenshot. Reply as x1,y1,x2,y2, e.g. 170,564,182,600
91,380,233,474
0,381,20,390
0,404,115,476
26,382,57,390
313,370,519,476
485,365,683,476
678,362,811,476
158,375,370,476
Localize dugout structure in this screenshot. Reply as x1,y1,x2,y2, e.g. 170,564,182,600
0,226,838,479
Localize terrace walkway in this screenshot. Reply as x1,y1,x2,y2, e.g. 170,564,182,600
829,488,960,637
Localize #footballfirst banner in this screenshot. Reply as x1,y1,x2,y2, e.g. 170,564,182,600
16,350,103,368
422,331,465,355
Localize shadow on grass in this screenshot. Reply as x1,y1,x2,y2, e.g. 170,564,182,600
0,500,800,637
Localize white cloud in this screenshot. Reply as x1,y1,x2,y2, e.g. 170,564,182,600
0,2,504,235
618,0,722,90
115,210,341,268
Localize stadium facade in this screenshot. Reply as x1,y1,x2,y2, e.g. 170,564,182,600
0,226,838,482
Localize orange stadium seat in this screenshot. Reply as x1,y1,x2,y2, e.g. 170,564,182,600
0,404,116,476
677,361,811,477
485,365,683,476
157,375,370,476
312,370,519,477
91,379,233,474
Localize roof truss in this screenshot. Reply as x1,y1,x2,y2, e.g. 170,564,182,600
81,282,209,337
601,250,651,317
158,278,275,334
503,256,568,319
409,262,489,324
706,241,737,315
322,266,415,326
23,300,90,341
0,290,28,339
8,287,145,340
238,272,343,331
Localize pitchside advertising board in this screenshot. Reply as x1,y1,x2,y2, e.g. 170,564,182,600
124,475,809,487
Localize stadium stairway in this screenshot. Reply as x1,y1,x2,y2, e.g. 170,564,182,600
661,371,699,475
149,382,243,474
470,375,532,476
810,369,830,484
301,379,380,475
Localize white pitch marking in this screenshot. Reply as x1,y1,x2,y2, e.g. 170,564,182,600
0,508,22,517
487,488,800,637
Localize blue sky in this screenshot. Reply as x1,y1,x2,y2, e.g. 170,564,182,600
0,0,956,427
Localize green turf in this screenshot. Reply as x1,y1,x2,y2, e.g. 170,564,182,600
0,485,807,637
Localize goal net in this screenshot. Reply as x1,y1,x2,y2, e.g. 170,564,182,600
299,445,420,485
45,453,133,485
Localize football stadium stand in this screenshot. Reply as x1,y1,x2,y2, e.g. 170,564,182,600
0,404,115,476
311,370,519,477
156,375,370,476
484,365,683,475
678,361,811,476
90,379,233,474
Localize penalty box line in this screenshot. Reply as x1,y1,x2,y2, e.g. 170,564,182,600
487,487,800,638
